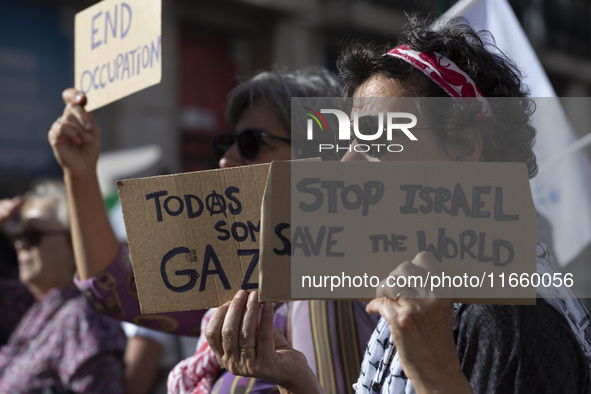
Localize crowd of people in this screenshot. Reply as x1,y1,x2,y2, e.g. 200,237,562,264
1,14,591,394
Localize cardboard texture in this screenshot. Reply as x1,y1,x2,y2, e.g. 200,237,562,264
119,161,537,313
260,161,537,304
75,0,162,111
117,163,270,314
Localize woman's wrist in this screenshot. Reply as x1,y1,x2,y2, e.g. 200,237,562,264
412,366,472,394
277,366,324,394
62,163,97,182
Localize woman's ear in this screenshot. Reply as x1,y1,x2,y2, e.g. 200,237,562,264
457,128,483,162
468,131,484,162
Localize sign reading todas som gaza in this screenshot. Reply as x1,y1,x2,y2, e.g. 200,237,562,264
117,163,270,314
75,0,162,111
118,161,536,314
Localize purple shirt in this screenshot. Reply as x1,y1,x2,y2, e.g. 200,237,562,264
0,280,126,393
1,279,33,333
75,248,206,336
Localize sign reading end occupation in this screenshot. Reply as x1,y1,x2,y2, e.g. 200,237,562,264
75,0,162,111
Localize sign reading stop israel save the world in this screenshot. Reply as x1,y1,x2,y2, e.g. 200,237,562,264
260,161,538,303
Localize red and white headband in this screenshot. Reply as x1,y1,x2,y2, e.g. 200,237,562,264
386,45,493,119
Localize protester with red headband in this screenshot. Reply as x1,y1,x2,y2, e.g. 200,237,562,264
205,16,591,393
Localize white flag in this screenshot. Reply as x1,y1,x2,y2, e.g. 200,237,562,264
441,0,591,266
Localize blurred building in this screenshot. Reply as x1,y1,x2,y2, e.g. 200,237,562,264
0,0,590,195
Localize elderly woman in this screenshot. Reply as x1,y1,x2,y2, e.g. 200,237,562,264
49,67,379,393
0,180,126,393
204,17,591,394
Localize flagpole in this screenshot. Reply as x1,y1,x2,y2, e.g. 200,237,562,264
538,132,591,175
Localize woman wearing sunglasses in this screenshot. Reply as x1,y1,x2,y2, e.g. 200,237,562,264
204,16,591,394
0,180,126,393
48,67,379,393
214,67,339,165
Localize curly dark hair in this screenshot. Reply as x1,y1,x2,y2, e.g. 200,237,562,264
337,15,538,178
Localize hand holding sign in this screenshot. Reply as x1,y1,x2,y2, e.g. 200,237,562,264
366,252,471,393
48,89,101,179
48,88,122,282
205,291,324,394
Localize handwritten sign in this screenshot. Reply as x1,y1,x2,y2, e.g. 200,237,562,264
117,163,270,314
75,0,162,111
119,161,537,313
260,161,537,303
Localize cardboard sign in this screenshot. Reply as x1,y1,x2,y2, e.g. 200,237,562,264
118,161,537,313
75,0,162,111
117,163,270,314
260,161,537,303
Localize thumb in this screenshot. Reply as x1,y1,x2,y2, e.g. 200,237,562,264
366,297,401,325
273,328,290,349
62,88,87,106
366,297,388,314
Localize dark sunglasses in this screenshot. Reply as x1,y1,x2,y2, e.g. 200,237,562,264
213,129,291,161
12,227,69,248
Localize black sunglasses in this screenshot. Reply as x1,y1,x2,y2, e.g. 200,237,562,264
213,129,291,161
12,227,69,248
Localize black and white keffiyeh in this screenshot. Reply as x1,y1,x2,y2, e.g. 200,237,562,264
354,244,591,394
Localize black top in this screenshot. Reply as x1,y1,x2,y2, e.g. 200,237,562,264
455,299,591,394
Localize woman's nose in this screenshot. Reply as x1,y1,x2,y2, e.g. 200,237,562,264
218,143,246,168
13,239,27,250
340,146,369,162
